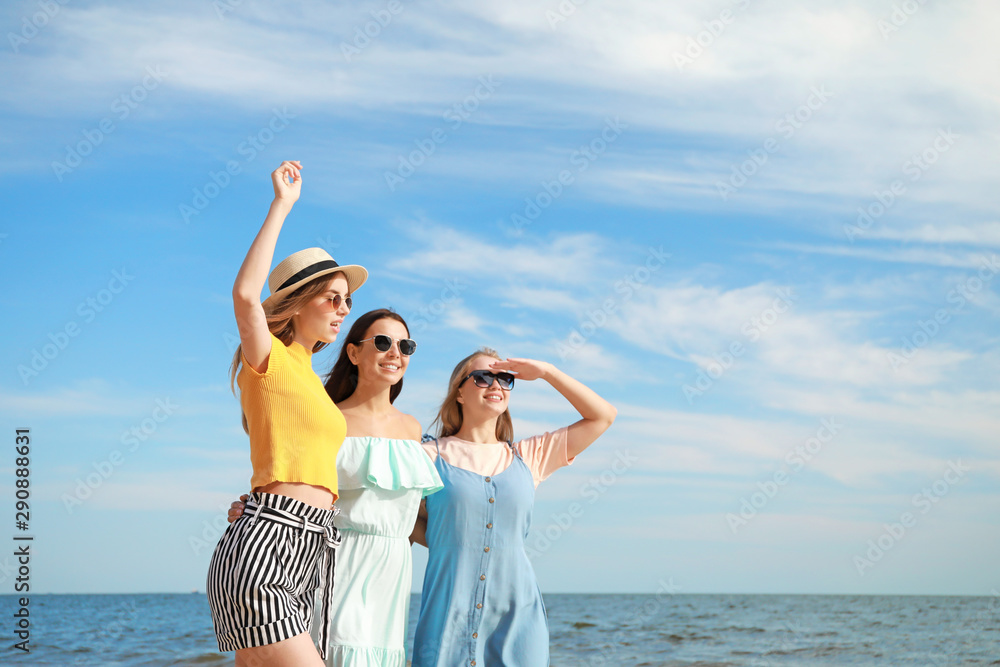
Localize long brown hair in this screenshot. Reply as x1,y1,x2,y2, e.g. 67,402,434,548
432,347,514,443
325,308,409,404
229,274,341,433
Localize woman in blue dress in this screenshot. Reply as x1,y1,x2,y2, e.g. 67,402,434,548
412,347,616,666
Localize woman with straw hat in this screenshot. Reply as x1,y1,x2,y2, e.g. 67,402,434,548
227,307,444,666
206,160,367,666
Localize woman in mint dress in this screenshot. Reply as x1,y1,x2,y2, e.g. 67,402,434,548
230,308,442,666
412,347,616,666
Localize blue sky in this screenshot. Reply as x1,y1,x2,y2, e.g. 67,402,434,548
0,0,997,597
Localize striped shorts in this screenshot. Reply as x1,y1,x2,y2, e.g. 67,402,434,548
206,492,341,658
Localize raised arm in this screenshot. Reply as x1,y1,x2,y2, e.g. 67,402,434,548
490,358,616,459
233,161,302,372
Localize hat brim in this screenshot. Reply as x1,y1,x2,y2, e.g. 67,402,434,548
261,264,368,314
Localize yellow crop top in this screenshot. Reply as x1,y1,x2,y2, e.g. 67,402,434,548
237,333,346,499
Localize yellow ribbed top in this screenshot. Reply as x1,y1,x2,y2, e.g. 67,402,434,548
238,333,345,499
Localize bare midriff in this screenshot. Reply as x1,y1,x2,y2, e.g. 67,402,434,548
256,480,336,510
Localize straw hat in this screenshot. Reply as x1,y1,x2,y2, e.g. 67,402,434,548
260,248,367,314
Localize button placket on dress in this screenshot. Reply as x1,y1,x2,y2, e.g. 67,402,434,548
415,438,550,666
468,474,496,661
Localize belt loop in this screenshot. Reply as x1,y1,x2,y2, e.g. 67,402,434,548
298,514,308,541
247,495,260,527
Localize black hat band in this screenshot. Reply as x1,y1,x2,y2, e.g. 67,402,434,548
276,260,341,292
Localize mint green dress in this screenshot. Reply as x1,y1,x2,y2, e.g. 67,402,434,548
311,436,443,666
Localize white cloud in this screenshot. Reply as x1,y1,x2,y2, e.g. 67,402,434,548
441,304,487,336
3,0,998,218
861,221,1000,247
767,242,1000,271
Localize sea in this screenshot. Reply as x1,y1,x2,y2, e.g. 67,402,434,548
2,593,997,665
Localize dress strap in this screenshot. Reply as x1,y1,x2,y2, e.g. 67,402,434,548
422,433,441,455
507,439,523,460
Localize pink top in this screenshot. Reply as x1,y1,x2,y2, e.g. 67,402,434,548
421,427,574,488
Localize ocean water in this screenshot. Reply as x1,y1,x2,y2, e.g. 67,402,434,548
3,593,997,665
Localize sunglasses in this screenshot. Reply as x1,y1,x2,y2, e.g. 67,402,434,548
322,294,352,311
458,369,515,391
357,334,417,356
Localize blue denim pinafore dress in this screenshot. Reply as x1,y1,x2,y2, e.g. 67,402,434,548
413,438,549,666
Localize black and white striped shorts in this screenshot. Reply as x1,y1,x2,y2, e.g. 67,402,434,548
206,491,341,657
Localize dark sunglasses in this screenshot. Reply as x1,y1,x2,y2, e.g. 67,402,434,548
458,369,515,391
324,294,352,311
357,334,417,356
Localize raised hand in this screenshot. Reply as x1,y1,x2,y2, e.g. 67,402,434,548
271,160,302,203
489,357,554,382
489,358,617,459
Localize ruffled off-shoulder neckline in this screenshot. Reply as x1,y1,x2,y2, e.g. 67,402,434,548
338,436,443,497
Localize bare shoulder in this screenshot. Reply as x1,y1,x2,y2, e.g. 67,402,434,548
401,411,423,441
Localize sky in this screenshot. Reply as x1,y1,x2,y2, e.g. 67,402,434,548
0,0,997,598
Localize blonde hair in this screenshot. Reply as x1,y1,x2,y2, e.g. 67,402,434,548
432,347,514,443
229,275,339,433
